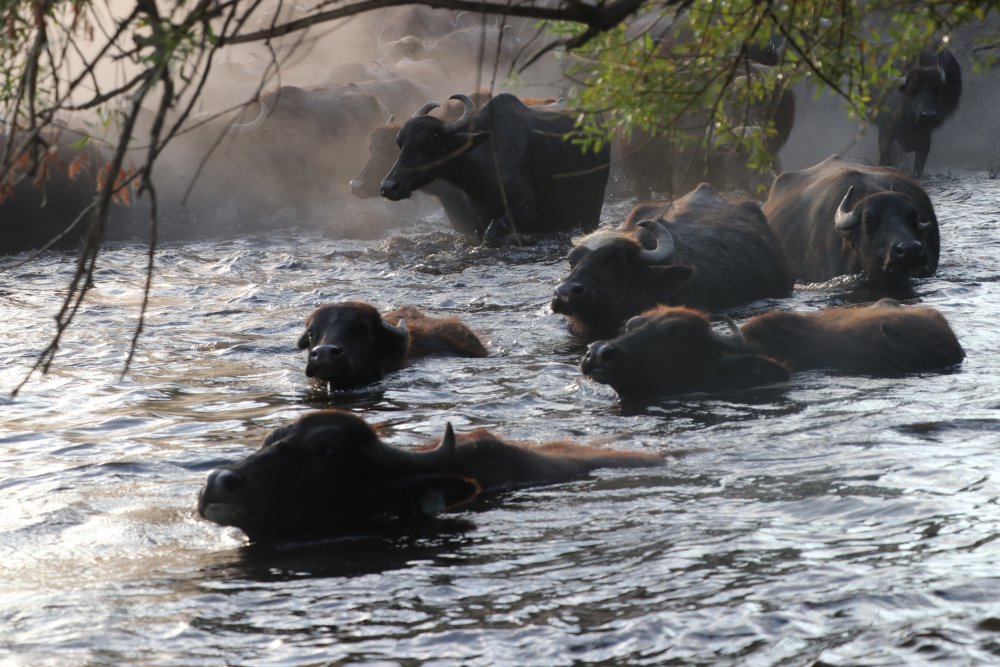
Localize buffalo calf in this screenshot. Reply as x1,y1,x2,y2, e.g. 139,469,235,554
197,410,665,541
582,299,963,400
298,301,487,389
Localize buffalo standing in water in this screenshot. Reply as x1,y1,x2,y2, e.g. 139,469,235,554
552,183,792,341
876,48,962,177
380,93,610,243
763,155,939,288
581,299,963,400
197,410,665,542
298,302,487,389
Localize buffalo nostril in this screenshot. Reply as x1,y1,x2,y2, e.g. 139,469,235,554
892,240,923,259
310,344,343,362
570,284,584,296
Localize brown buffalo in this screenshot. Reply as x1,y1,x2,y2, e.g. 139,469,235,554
581,299,963,400
763,155,939,288
298,301,488,389
552,183,792,341
197,410,665,541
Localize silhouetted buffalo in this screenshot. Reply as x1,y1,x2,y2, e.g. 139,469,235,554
380,93,610,243
581,299,963,399
298,301,487,389
197,410,665,541
552,183,792,341
876,48,962,177
351,93,559,239
763,156,939,288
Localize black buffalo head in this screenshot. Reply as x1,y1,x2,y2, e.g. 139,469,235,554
896,57,949,126
551,221,693,341
581,305,789,399
197,410,480,542
380,94,490,201
297,302,410,389
833,186,936,284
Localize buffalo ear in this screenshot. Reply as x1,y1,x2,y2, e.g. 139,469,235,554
644,264,694,293
384,474,482,518
708,354,790,390
297,330,310,349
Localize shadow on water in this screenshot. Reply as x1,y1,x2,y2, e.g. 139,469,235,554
200,518,478,582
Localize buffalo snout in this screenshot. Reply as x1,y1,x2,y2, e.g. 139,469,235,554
380,178,410,201
889,239,926,267
305,344,346,379
918,110,938,123
581,340,617,378
197,468,252,527
554,281,585,300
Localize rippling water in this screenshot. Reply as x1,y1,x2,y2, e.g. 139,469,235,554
2,173,1000,666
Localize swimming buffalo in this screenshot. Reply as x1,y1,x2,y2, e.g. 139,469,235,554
876,48,962,177
298,301,488,389
197,410,665,541
380,93,610,243
763,155,939,287
581,299,963,400
552,183,793,341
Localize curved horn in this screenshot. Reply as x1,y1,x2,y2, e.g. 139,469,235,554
834,185,860,233
231,97,269,129
636,220,676,265
711,316,745,350
362,421,458,471
382,317,408,342
445,94,475,133
413,101,440,118
938,60,946,84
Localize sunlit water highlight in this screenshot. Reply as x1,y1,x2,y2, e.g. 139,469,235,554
2,173,1000,665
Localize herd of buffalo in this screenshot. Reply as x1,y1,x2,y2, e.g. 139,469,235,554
0,9,978,543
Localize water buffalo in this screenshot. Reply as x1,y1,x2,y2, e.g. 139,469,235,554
581,299,963,400
379,93,610,243
876,48,962,177
763,155,939,287
552,183,793,341
298,301,488,389
350,93,559,239
197,410,665,541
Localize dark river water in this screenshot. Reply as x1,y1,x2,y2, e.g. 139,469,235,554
2,171,1000,666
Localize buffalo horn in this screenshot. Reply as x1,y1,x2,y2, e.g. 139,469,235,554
382,317,409,342
938,61,946,85
386,114,395,124
636,220,676,265
711,316,744,350
413,102,440,118
231,98,269,129
363,422,458,471
445,94,475,133
834,185,860,232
